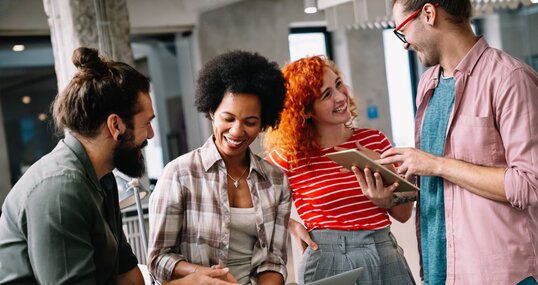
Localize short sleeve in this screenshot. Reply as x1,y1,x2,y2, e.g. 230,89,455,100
118,227,139,274
25,176,97,285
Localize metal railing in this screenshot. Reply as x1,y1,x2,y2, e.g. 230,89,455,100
122,213,149,264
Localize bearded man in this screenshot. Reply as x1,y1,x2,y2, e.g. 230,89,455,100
0,47,155,285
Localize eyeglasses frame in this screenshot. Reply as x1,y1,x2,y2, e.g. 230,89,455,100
393,3,440,43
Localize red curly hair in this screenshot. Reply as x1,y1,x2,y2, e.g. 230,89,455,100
264,56,357,170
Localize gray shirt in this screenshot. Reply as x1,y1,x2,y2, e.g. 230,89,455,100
0,132,138,285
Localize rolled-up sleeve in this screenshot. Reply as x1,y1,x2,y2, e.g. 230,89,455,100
147,164,187,282
498,68,538,209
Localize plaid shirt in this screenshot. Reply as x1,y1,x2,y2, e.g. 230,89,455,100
148,137,291,283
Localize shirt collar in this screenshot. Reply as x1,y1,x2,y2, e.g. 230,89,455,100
426,37,489,87
453,37,489,76
200,136,269,181
63,131,105,192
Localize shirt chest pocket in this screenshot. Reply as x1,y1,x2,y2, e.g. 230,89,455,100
450,114,505,165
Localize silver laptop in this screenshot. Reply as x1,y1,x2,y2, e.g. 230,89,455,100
287,267,364,285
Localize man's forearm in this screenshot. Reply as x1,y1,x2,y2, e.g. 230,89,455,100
439,157,507,202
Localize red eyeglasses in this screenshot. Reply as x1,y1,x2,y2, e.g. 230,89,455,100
393,3,439,43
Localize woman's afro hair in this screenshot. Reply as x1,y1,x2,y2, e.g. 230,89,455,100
195,50,286,130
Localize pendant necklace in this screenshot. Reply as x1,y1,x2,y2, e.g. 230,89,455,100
227,167,248,188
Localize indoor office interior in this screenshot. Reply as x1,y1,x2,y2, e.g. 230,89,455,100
0,0,537,283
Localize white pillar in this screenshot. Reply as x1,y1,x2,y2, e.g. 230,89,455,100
43,0,134,91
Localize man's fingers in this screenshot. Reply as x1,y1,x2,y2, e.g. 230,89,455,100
380,148,395,158
380,147,406,159
396,163,408,175
376,156,399,166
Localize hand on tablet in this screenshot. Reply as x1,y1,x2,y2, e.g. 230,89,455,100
333,142,399,208
352,166,399,209
335,142,380,161
336,142,397,172
378,147,442,180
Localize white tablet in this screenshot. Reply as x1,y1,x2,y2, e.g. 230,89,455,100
326,148,419,192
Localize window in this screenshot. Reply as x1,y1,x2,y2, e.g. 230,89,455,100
382,29,416,147
288,27,332,61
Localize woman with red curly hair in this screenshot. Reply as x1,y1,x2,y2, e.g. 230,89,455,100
264,56,416,284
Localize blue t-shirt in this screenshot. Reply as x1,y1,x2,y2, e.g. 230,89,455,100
419,75,455,285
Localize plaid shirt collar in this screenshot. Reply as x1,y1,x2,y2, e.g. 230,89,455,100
200,136,269,182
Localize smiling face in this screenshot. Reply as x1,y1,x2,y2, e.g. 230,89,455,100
113,92,155,177
211,92,261,161
308,67,352,128
393,2,440,68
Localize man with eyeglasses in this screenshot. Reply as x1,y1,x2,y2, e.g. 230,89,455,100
378,1,538,285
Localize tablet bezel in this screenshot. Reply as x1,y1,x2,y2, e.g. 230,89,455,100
326,148,419,192
307,267,364,285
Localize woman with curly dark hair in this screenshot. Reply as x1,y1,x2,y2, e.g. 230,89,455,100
264,55,416,284
148,50,291,285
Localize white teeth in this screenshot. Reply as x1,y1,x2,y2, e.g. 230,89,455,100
225,137,242,145
334,106,345,112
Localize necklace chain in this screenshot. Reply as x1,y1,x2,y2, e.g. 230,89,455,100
227,167,248,189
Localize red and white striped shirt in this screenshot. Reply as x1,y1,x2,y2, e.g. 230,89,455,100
267,128,393,231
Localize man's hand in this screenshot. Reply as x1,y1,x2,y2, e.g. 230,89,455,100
379,147,441,180
288,219,318,253
380,147,508,202
334,141,382,161
164,268,239,285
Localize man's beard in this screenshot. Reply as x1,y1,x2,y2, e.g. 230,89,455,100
113,130,147,178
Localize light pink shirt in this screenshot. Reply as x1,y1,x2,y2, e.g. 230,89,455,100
415,38,538,284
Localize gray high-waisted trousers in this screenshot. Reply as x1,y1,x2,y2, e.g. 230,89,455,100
297,227,415,285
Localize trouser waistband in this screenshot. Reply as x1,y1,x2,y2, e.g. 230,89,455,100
309,227,393,247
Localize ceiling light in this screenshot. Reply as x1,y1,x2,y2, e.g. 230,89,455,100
304,0,318,14
12,44,25,52
38,113,48,121
22,96,31,104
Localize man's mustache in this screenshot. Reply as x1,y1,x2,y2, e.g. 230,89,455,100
140,140,148,149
